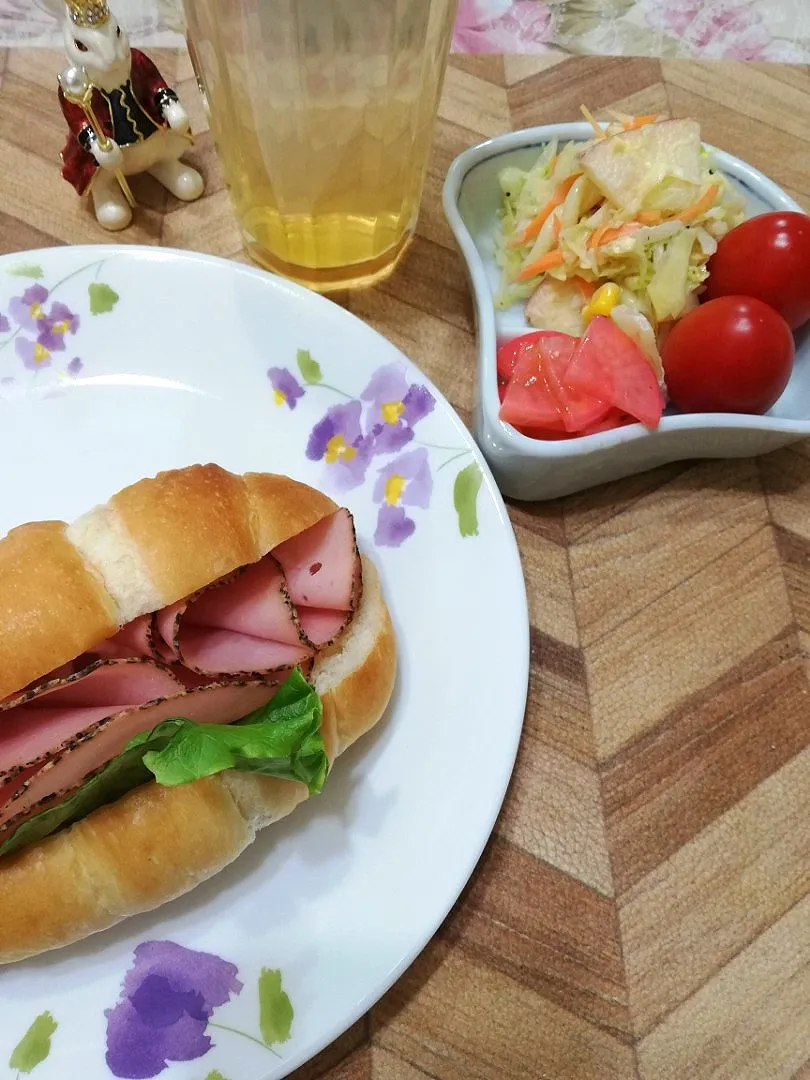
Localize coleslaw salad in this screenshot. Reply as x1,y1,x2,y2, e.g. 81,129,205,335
494,108,747,358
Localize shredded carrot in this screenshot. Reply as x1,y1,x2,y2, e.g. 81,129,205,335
515,249,566,281
588,222,640,250
509,201,559,248
623,114,658,131
598,226,630,247
637,210,663,225
509,172,582,248
552,213,562,242
678,183,720,223
558,172,581,197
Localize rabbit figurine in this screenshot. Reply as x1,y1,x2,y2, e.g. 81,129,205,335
39,0,203,231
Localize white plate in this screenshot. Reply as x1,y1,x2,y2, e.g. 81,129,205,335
443,123,810,501
0,246,529,1080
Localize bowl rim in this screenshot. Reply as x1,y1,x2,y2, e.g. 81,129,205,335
442,120,810,462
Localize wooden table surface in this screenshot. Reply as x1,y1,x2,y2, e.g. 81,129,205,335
3,45,810,1080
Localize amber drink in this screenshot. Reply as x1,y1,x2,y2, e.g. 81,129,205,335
184,0,459,290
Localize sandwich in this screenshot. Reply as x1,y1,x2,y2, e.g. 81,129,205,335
0,464,396,964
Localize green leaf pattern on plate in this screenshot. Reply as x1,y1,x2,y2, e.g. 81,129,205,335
87,282,120,316
5,264,44,279
296,348,323,385
258,968,294,1047
453,462,484,538
8,1012,57,1074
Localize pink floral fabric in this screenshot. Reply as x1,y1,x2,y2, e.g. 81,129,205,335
452,0,554,53
447,0,809,62
1,0,807,60
643,0,806,62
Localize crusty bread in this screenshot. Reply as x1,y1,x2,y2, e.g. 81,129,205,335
313,558,397,759
0,473,397,965
0,521,119,705
0,465,339,701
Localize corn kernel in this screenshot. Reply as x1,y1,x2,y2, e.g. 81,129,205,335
583,282,622,321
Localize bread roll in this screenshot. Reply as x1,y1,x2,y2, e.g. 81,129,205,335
0,467,396,964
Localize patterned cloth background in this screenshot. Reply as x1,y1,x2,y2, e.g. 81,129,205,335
5,0,810,60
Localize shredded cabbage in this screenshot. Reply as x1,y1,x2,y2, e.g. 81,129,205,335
494,113,747,336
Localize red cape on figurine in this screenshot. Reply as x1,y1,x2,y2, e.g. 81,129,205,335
59,48,173,196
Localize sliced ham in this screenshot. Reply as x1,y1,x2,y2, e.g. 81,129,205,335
0,504,363,844
0,680,279,836
0,763,42,811
296,608,350,646
153,601,184,663
0,661,82,707
0,660,184,778
273,507,359,609
272,507,362,647
84,615,155,661
154,556,313,677
185,557,303,641
177,628,310,676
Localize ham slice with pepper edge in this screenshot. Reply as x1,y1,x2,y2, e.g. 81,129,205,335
274,507,362,647
153,556,314,676
0,659,184,780
87,615,155,662
0,680,280,835
0,506,362,844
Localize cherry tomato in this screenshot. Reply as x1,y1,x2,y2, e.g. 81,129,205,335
566,316,665,429
662,296,794,414
704,211,810,330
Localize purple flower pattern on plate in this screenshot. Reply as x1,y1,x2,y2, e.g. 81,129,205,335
105,941,243,1079
9,283,50,331
361,362,436,455
267,366,305,410
372,448,433,546
100,940,294,1079
268,349,483,547
39,300,81,350
306,399,375,492
0,259,119,390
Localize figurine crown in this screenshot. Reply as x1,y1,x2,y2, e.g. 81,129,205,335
66,0,109,28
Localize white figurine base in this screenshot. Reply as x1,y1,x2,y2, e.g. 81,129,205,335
90,130,204,231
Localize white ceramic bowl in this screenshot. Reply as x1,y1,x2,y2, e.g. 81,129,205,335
443,122,810,501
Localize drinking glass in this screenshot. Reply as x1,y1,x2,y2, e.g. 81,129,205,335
183,0,459,291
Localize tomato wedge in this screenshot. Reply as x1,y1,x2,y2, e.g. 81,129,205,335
497,333,547,405
579,408,635,435
498,331,614,435
499,333,571,433
497,334,538,384
565,316,665,429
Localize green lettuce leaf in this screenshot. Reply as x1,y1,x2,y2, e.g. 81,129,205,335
0,669,327,861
